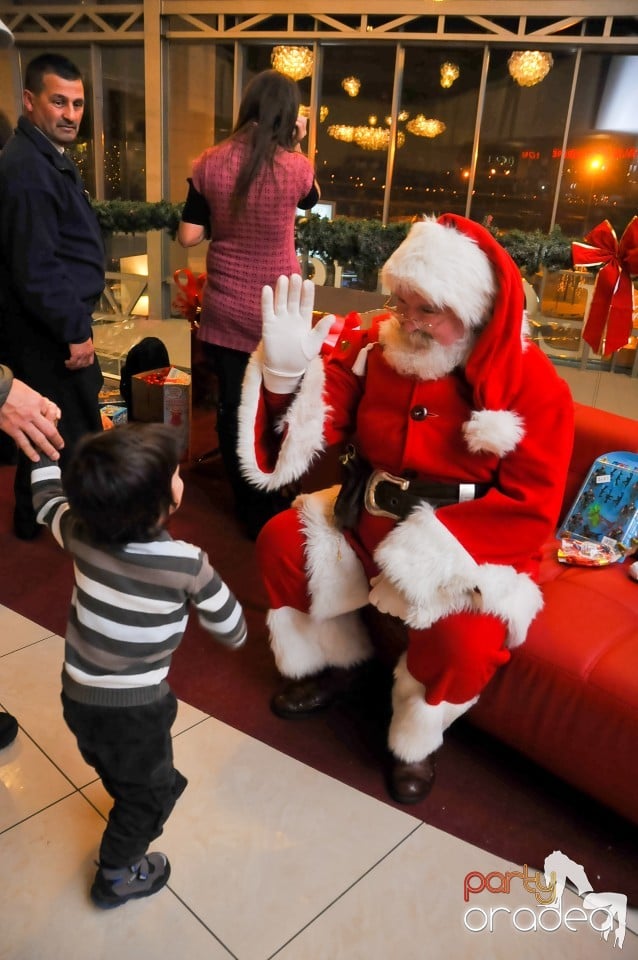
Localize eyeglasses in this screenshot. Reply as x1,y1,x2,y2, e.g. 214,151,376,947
383,298,439,328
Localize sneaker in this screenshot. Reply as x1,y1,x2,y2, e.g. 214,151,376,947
90,852,171,909
0,712,18,749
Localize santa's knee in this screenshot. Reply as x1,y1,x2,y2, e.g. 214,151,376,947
256,508,310,610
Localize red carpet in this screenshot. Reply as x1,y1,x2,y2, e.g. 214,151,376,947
1,409,636,903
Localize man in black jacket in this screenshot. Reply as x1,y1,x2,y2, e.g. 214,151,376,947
0,52,104,538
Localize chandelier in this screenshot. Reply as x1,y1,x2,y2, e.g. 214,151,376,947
271,46,314,82
353,126,405,151
299,104,329,123
328,123,405,151
507,51,553,87
406,115,446,138
384,110,409,126
341,76,361,97
440,62,459,89
327,124,356,143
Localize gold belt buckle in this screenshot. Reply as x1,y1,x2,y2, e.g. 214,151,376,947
364,470,410,519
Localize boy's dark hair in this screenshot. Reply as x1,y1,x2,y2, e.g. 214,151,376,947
64,423,181,544
24,53,82,93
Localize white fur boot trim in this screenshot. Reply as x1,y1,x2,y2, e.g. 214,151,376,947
267,607,373,679
294,486,371,619
388,653,478,762
316,610,374,668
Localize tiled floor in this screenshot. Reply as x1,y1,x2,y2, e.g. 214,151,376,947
1,607,636,959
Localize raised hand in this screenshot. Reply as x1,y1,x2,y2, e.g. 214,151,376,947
261,274,334,394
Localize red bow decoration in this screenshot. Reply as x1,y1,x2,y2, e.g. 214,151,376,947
571,217,638,355
319,310,367,361
172,268,206,327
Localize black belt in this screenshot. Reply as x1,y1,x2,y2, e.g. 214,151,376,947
364,469,490,521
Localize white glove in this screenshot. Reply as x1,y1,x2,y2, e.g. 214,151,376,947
261,274,334,394
368,574,410,622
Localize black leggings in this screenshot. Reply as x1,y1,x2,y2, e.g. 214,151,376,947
62,690,187,868
201,342,291,534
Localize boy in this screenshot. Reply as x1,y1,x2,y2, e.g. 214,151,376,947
31,422,247,908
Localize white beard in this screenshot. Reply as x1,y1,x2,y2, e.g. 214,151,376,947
378,315,476,381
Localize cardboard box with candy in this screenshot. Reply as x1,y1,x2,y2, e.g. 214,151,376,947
131,366,191,460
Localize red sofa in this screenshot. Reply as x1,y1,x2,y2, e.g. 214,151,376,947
304,400,638,823
469,402,638,825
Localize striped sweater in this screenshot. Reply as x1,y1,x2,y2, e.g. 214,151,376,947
31,459,247,707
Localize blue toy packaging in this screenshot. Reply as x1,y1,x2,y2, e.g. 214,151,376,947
559,451,638,559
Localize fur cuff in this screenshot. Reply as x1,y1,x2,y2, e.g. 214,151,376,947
374,504,542,645
463,408,524,457
473,563,543,648
295,487,371,619
238,347,328,490
374,503,479,630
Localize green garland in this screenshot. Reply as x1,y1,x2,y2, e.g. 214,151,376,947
91,200,574,278
92,199,184,238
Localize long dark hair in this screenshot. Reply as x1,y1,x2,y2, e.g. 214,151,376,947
229,69,301,216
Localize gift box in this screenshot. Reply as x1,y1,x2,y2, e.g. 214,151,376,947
559,450,638,556
99,403,128,427
131,366,191,460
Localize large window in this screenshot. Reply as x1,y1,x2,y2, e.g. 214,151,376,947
167,43,235,203
391,47,483,221
102,46,145,200
554,52,638,238
316,45,397,220
473,49,576,232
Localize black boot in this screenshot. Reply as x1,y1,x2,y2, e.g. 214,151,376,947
271,667,356,719
388,753,437,805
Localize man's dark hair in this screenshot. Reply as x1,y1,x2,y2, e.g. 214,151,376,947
24,53,82,93
64,422,181,544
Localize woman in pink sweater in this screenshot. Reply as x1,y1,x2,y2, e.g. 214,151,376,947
179,69,320,539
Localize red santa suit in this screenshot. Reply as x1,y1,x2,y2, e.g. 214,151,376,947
238,214,574,765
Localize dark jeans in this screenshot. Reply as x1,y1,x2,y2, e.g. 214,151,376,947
61,690,187,868
201,341,292,536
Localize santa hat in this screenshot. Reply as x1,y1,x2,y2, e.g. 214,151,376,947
382,214,527,456
382,216,496,329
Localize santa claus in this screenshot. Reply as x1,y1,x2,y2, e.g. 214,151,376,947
238,213,574,804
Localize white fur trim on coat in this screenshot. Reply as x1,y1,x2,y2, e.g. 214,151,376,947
267,606,373,679
295,487,371,620
237,347,328,491
388,654,478,761
374,503,542,647
463,408,525,457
